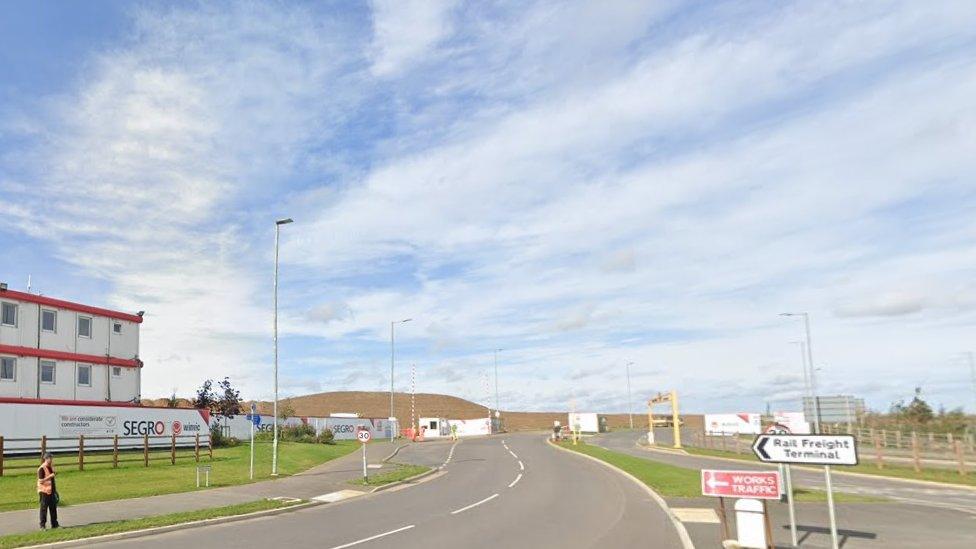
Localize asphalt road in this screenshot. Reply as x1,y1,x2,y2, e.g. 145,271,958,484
98,433,686,549
595,430,976,548
623,428,976,514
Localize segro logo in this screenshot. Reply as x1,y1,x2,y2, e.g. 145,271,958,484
122,420,166,436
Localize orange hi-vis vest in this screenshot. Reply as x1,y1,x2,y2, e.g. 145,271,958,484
37,464,53,495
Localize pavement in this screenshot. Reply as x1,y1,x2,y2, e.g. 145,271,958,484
94,433,688,549
592,430,976,548
0,439,404,536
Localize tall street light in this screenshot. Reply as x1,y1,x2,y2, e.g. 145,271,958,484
390,318,412,442
493,349,503,425
626,362,635,429
780,312,819,433
272,217,293,476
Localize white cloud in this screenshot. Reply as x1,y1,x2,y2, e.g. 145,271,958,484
369,0,457,76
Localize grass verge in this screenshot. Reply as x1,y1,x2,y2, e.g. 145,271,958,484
683,446,976,488
0,499,299,548
557,441,883,503
0,441,357,512
350,464,430,487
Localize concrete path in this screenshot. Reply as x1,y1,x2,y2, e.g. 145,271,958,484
594,430,976,548
0,440,406,536
97,433,688,549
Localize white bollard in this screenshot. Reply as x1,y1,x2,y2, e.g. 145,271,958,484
734,498,767,549
647,430,655,445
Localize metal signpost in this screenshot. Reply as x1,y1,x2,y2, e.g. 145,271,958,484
752,434,858,549
358,428,372,482
701,469,780,547
248,403,260,480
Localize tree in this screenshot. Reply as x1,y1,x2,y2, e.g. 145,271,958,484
890,387,934,425
166,392,179,408
279,403,296,422
193,379,216,411
215,377,243,419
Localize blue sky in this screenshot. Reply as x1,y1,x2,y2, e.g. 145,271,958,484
1,1,975,414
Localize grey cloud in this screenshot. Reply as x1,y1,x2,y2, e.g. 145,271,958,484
833,292,927,318
307,301,353,324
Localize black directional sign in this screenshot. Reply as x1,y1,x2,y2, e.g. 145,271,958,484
752,434,858,466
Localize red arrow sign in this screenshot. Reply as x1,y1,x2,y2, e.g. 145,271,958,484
700,469,781,499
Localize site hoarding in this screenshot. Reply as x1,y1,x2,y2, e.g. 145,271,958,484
704,413,762,435
0,401,210,454
213,415,396,440
567,412,600,433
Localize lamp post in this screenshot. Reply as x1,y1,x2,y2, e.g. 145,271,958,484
780,312,819,433
493,348,503,431
272,217,293,476
626,362,634,429
390,318,412,442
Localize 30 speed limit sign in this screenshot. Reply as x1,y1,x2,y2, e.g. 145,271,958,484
357,429,372,444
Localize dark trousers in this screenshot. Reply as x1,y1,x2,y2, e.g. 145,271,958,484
39,493,58,527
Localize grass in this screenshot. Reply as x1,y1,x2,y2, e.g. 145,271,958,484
556,441,884,503
0,441,357,512
350,464,430,487
683,446,976,487
0,499,299,548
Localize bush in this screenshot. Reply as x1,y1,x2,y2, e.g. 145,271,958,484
281,423,317,442
210,425,241,448
316,429,336,445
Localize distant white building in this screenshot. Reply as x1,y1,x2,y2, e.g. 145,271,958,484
0,287,143,403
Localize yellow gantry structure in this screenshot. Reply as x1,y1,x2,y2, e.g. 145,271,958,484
647,390,682,449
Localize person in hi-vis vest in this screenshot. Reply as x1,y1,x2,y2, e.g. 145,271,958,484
37,452,59,529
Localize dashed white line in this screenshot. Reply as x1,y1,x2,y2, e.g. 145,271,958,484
451,493,500,515
508,473,523,488
518,460,524,471
327,525,415,549
508,450,518,459
441,441,459,468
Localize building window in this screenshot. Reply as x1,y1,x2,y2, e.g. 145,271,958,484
40,360,56,384
42,310,57,332
78,316,92,338
0,357,15,381
1,302,16,327
112,366,122,377
113,322,122,334
77,364,92,387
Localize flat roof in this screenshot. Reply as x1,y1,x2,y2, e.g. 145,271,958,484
0,289,143,324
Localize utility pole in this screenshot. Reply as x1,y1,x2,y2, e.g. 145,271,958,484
493,348,502,432
271,218,292,476
390,318,412,442
626,362,634,429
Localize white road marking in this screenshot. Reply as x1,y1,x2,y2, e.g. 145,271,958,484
311,490,363,503
509,450,518,459
327,525,415,549
518,460,524,471
508,473,523,488
451,493,499,515
441,441,459,468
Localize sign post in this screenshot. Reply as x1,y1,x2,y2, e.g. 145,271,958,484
752,434,858,549
357,427,372,482
248,403,259,480
701,469,780,548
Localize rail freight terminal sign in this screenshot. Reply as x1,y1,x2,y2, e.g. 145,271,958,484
752,434,858,466
700,469,781,499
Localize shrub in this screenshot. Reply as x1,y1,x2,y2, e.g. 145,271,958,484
281,423,317,442
316,429,336,445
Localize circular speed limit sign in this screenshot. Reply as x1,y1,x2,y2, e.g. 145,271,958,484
357,429,372,444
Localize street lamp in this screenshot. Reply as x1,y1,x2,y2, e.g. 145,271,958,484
272,218,293,476
780,312,819,433
493,349,503,430
626,362,635,429
390,318,412,442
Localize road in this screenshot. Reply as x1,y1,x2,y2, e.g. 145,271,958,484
625,428,976,514
594,430,976,548
97,433,687,549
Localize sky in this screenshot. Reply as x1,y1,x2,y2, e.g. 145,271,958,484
1,1,975,415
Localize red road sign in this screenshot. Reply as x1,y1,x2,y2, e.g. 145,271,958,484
700,469,781,499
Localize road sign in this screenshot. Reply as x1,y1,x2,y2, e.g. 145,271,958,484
752,434,858,465
357,429,372,444
700,469,781,500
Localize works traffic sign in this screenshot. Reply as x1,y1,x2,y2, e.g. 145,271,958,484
700,469,781,499
752,434,858,465
357,429,372,444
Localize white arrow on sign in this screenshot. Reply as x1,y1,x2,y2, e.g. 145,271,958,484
752,434,858,466
705,477,729,489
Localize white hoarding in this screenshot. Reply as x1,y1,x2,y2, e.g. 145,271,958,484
568,412,600,433
772,411,811,435
215,415,397,441
450,418,492,437
705,413,762,435
0,402,210,454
